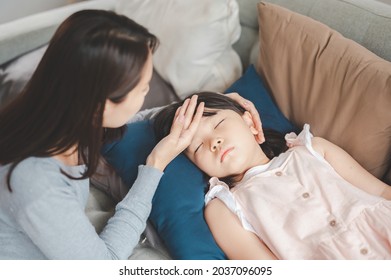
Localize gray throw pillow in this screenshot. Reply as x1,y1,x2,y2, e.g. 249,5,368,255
0,45,179,110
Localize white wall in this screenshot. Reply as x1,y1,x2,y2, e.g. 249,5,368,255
0,0,85,24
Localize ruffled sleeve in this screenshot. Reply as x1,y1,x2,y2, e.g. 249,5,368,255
285,123,325,161
285,123,312,147
205,177,256,233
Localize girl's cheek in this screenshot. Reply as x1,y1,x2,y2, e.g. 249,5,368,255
194,156,204,170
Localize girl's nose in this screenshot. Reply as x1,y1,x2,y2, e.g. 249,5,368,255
211,138,223,152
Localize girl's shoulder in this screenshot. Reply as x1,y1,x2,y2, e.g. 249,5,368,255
309,136,328,157
205,178,233,209
285,123,312,148
285,124,326,162
205,177,255,233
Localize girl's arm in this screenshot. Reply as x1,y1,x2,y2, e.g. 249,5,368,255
204,198,277,260
311,137,391,200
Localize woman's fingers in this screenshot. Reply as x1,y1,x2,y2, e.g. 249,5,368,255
184,101,204,138
169,106,182,132
183,95,198,129
243,100,264,143
148,96,204,171
173,106,181,120
169,95,200,139
226,92,265,144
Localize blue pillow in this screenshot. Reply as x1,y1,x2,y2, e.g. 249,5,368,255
102,64,296,259
225,64,296,133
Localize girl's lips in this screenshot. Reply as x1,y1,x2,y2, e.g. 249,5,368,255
220,147,234,163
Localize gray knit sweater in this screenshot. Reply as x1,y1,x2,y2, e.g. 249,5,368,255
0,157,162,259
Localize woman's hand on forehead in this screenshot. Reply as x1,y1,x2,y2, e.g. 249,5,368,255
147,95,204,171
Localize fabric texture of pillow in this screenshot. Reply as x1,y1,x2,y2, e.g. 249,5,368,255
225,64,296,133
115,0,243,98
233,0,391,69
0,45,177,111
0,45,46,109
102,65,297,259
256,2,391,179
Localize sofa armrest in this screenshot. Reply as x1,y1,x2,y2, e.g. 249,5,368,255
0,0,115,65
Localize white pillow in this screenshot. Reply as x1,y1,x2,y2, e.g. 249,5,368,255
115,0,242,98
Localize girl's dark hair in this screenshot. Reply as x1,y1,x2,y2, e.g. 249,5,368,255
0,10,159,191
153,91,288,186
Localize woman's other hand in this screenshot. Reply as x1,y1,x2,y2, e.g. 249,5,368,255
225,92,265,143
146,95,204,171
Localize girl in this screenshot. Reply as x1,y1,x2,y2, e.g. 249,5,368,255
154,91,391,260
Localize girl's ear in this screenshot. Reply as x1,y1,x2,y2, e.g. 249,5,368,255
242,111,265,143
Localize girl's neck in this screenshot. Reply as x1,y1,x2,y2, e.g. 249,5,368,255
254,145,271,166
240,145,271,177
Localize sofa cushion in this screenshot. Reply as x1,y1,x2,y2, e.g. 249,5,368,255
266,0,391,62
101,65,297,259
115,0,242,98
233,0,391,68
256,2,391,178
0,45,46,108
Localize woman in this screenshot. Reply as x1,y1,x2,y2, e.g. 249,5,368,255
0,10,259,259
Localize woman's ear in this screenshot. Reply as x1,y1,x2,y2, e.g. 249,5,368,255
242,111,265,143
102,99,115,126
103,99,112,116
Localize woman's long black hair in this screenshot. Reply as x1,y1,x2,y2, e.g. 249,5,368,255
0,10,159,191
153,91,288,186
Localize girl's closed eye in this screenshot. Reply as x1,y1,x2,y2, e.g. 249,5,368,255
194,119,225,154
215,119,225,129
194,143,203,154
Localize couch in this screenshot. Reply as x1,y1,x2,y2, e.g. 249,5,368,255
0,0,390,259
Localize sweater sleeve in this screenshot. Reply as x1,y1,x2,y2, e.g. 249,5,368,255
13,162,162,260
98,165,163,258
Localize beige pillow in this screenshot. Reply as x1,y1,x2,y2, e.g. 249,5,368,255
256,2,391,178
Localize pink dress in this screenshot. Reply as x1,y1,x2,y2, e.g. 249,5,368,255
205,124,391,259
